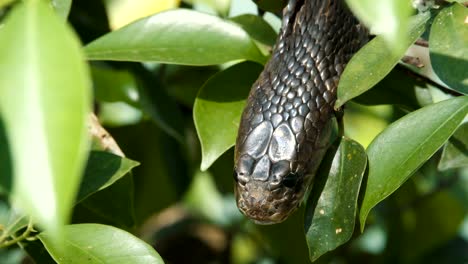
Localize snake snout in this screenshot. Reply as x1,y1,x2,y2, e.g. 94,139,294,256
235,180,300,224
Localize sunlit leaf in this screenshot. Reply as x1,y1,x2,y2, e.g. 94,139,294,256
336,12,430,107
51,0,72,19
39,224,164,264
429,3,468,94
360,96,468,230
194,61,263,171
345,0,412,54
0,1,91,238
305,137,367,262
438,122,468,170
84,9,266,65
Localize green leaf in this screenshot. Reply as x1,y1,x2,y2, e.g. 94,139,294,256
438,122,468,170
360,96,468,230
305,137,367,262
76,151,139,203
336,12,430,108
429,3,468,94
39,224,164,264
84,9,266,65
230,14,277,47
0,1,91,238
253,0,287,13
345,0,412,54
51,0,72,19
194,61,263,170
91,66,139,106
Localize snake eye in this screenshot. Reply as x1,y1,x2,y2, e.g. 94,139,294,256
282,173,299,188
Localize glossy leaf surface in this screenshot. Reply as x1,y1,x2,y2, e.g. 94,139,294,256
438,122,468,170
336,12,430,107
360,96,468,230
84,9,266,65
39,224,164,264
430,3,468,94
305,137,367,261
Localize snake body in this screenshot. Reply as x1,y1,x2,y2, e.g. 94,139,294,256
233,0,368,224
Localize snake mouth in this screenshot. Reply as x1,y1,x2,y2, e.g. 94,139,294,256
251,215,286,225
236,201,289,225
249,212,289,225
236,198,297,225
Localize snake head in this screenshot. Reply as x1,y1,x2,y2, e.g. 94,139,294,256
233,108,332,224
234,163,311,224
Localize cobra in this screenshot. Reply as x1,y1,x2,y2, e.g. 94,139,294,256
233,0,368,224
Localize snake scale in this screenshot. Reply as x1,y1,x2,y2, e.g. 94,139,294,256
233,0,368,224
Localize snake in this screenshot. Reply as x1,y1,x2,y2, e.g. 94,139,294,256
233,0,368,224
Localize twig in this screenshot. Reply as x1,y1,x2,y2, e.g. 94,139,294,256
0,217,34,248
402,56,424,68
88,113,125,157
414,39,429,48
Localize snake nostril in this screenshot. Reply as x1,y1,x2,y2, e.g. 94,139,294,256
233,169,247,186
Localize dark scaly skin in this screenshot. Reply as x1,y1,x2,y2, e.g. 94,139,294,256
233,0,368,224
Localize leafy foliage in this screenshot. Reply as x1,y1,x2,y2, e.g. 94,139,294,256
0,0,466,263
